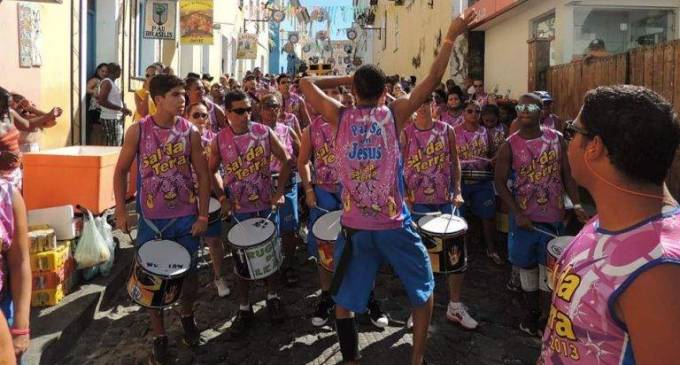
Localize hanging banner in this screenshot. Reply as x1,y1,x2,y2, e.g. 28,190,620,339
237,33,258,59
144,0,177,40
179,0,213,45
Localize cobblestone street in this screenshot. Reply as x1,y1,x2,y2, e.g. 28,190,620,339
59,225,541,365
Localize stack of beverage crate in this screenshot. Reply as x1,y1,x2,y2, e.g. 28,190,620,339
29,225,78,307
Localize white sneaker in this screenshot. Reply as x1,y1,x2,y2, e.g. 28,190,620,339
215,277,231,298
446,302,478,330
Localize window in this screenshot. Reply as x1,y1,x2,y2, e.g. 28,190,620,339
573,7,675,58
532,12,556,66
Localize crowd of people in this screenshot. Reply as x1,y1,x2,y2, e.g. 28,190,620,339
1,8,680,365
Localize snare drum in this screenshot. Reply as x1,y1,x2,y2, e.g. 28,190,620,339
312,210,342,272
546,236,574,290
461,170,493,182
208,197,221,224
127,240,192,308
227,218,282,280
417,214,468,274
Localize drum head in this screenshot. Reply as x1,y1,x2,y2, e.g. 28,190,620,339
312,210,342,241
548,236,574,258
418,214,468,236
137,240,191,277
228,218,276,247
209,198,220,213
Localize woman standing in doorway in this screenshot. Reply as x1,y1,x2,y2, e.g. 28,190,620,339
97,63,132,146
86,63,108,144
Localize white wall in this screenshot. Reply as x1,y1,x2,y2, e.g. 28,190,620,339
95,0,121,65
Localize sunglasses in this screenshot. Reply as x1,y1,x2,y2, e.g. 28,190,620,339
473,83,483,87
230,107,252,115
564,120,593,141
279,80,290,85
465,109,481,114
145,74,154,78
515,104,541,113
192,112,209,119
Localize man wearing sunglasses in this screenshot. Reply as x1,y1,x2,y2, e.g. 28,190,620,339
495,93,586,337
300,9,477,365
472,79,488,107
258,94,303,286
209,90,291,338
539,86,680,365
278,74,312,131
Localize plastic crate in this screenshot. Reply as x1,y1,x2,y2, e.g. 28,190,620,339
31,285,64,307
30,242,70,272
32,268,65,291
28,225,57,254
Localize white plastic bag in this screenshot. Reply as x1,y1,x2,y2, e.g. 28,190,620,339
96,213,116,276
75,210,110,269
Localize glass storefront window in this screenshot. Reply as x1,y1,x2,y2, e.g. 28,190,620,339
573,7,675,59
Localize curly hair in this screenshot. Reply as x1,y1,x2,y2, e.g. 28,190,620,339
581,85,680,185
353,64,386,101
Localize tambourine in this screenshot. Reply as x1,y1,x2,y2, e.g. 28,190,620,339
272,10,286,23
302,44,312,53
346,29,358,41
343,44,353,53
288,32,299,44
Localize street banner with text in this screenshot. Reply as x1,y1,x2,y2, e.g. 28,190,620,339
237,33,258,59
179,0,213,45
144,0,177,40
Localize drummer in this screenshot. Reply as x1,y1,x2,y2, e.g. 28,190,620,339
209,90,290,338
494,93,587,337
186,101,230,298
298,89,387,328
453,100,502,263
401,95,480,330
258,94,303,286
113,74,210,364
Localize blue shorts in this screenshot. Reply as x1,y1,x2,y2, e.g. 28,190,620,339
137,215,201,258
411,203,455,221
508,216,564,268
332,223,435,313
0,291,13,325
206,220,222,238
279,184,299,233
306,187,343,258
460,181,496,219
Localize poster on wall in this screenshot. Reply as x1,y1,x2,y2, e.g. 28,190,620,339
144,0,177,40
17,3,42,68
237,33,258,60
179,0,213,45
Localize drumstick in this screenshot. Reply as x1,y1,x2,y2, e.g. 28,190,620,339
533,226,559,239
460,156,492,163
412,211,442,216
316,206,331,213
329,217,340,230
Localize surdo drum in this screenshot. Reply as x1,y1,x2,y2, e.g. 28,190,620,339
227,217,282,280
417,214,468,274
546,236,574,290
312,210,342,272
127,240,192,308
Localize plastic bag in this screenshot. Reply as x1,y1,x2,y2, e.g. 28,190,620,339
74,209,110,269
96,213,116,276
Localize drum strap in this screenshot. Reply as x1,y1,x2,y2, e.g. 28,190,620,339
330,226,357,296
143,217,178,240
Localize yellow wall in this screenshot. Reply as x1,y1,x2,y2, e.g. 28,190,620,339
0,1,74,149
368,2,458,81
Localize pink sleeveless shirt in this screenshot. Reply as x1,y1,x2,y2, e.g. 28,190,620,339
440,111,463,127
487,123,506,153
310,116,338,191
541,208,680,365
453,123,492,173
403,122,452,205
508,128,564,223
542,114,560,130
217,122,272,213
284,93,305,116
138,116,197,219
282,112,301,132
335,106,407,230
270,122,294,173
0,180,13,296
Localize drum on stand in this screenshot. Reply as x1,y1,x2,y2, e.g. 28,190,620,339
312,210,342,272
417,214,468,274
546,236,574,290
227,218,282,280
127,240,192,308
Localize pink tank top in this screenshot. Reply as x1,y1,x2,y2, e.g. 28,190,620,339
440,111,463,127
542,114,559,130
270,122,294,173
403,122,452,204
453,123,492,173
138,116,197,219
310,116,338,190
0,180,13,296
205,99,221,134
541,208,680,365
487,123,506,153
281,112,300,132
217,122,272,213
508,128,564,223
284,93,305,116
191,127,216,189
335,106,407,230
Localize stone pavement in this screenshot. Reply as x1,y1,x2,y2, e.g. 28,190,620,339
59,226,541,365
